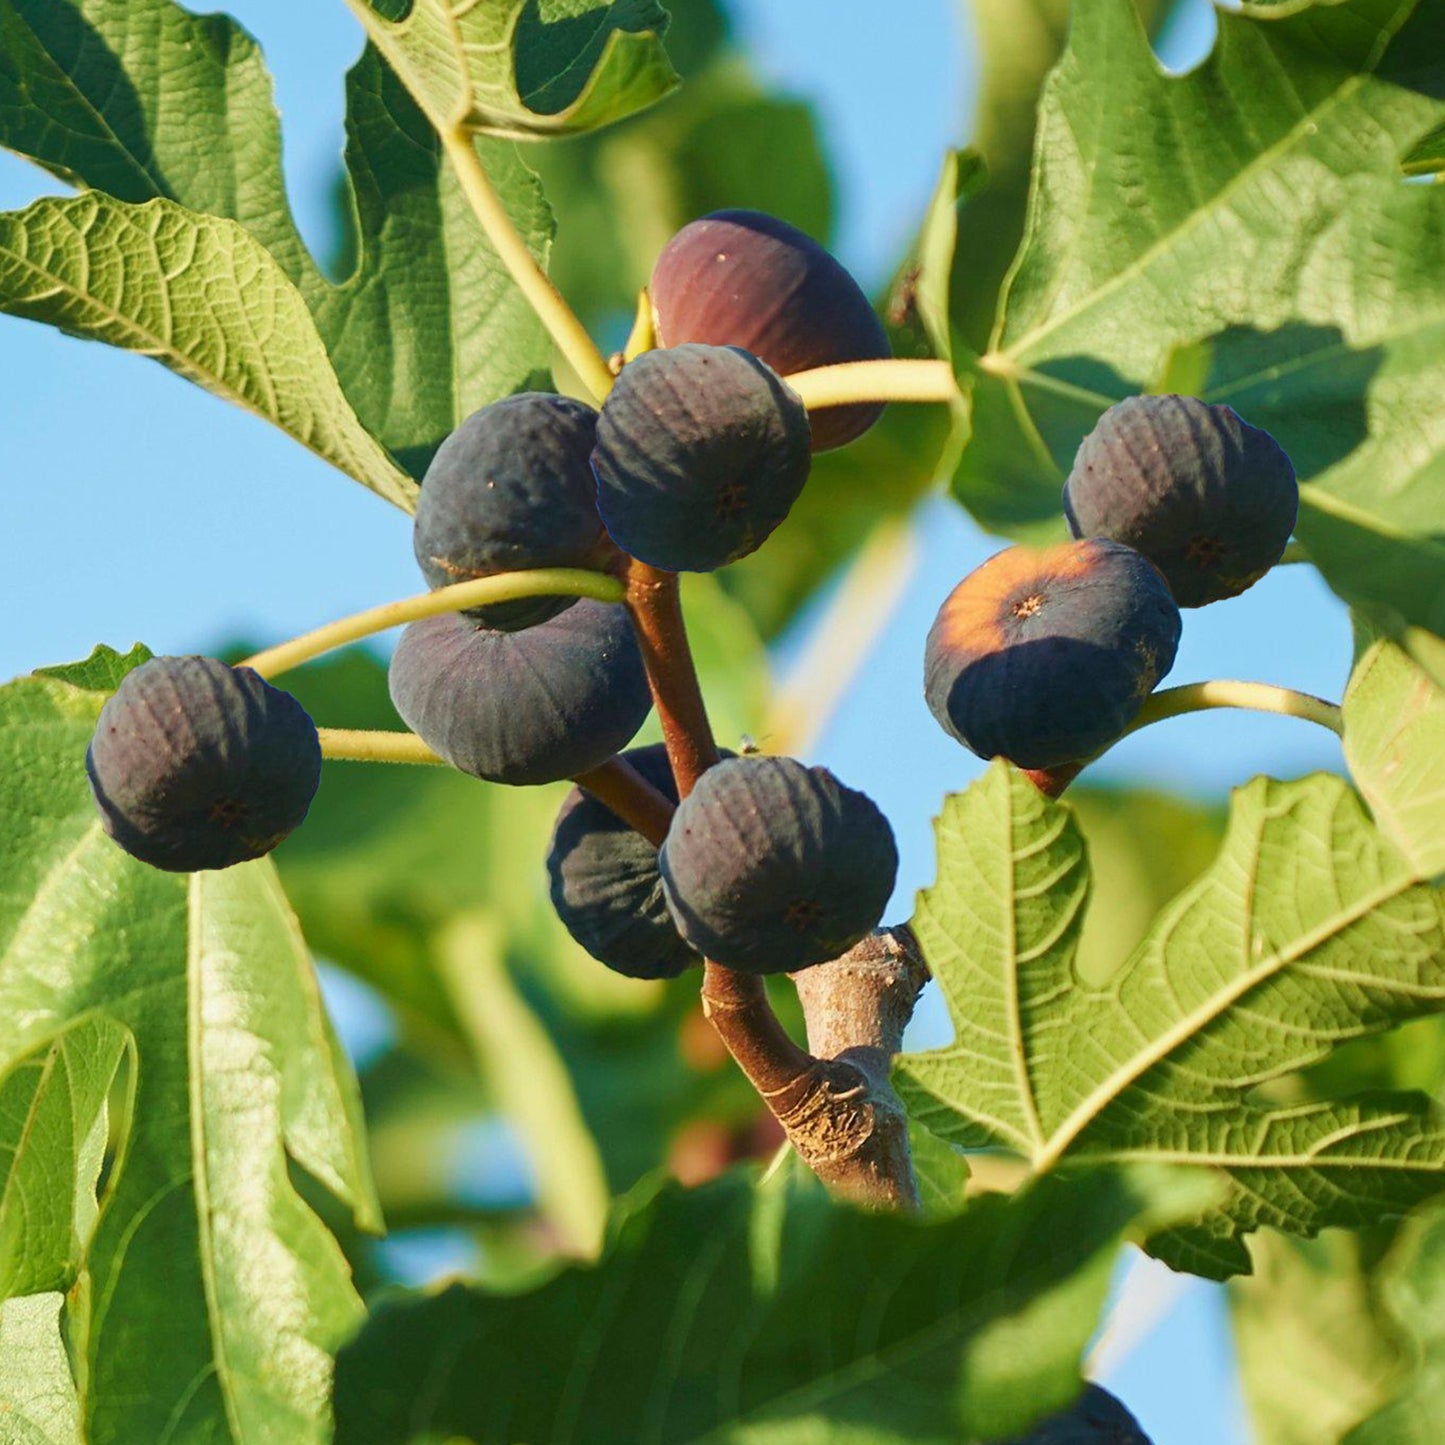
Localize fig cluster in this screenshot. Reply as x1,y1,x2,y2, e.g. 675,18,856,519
87,207,903,985
86,655,321,872
924,393,1297,777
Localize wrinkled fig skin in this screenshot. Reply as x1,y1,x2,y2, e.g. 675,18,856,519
659,755,898,974
650,209,891,451
1063,393,1298,607
388,601,651,786
548,743,730,980
413,393,606,631
591,344,812,572
86,656,322,872
925,540,1182,771
1001,1385,1153,1444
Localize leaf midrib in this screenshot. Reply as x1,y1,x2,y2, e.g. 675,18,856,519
995,22,1385,365
1032,871,1419,1171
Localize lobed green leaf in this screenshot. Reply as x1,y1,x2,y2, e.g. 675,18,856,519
898,763,1445,1278
343,0,679,140
332,1163,1213,1444
947,0,1445,641
0,193,415,507
0,647,379,1443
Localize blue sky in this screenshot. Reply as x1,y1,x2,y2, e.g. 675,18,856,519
0,3,1351,1440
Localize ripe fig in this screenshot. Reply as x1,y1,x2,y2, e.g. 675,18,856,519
413,392,608,631
1001,1385,1153,1443
1063,393,1298,606
591,344,812,573
548,742,730,980
388,600,650,785
86,655,321,872
659,755,897,974
924,540,1181,771
649,209,891,451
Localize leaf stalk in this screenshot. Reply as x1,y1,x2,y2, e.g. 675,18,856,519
441,128,616,403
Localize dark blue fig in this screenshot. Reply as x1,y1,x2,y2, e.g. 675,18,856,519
388,601,650,785
548,743,736,980
1063,394,1298,607
413,392,609,631
924,540,1181,771
591,344,812,572
659,755,897,974
86,656,321,872
649,210,891,451
1001,1385,1153,1444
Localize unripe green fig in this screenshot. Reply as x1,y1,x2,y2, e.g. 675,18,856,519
86,655,321,872
649,209,891,451
413,393,608,631
591,344,812,572
547,743,733,980
388,601,651,785
1063,394,1297,606
659,755,897,973
924,540,1181,771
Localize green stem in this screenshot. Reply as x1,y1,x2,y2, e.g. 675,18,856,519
1278,539,1311,565
1128,681,1343,738
241,568,624,680
317,728,446,766
441,127,615,404
785,358,960,412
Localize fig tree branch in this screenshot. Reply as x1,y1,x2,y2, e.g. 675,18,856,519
240,568,624,680
622,561,924,1210
441,127,616,405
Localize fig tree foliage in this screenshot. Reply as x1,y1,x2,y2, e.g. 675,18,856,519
0,1,1443,1443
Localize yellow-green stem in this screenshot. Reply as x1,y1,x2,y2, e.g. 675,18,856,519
623,287,656,361
241,568,624,679
785,358,959,412
1128,681,1343,737
1278,540,1310,565
441,127,614,404
318,728,446,766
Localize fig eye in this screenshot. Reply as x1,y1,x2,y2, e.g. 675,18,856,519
658,755,898,975
591,344,811,574
86,656,320,873
924,539,1182,771
1062,393,1298,607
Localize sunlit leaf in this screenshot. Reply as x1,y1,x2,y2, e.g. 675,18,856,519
898,763,1445,1278
0,647,379,1443
333,1163,1212,1443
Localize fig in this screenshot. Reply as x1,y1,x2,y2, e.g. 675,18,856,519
924,540,1181,771
649,209,891,451
388,600,650,785
1063,393,1298,607
86,655,321,872
591,344,812,573
1002,1385,1153,1443
659,755,897,974
413,392,608,631
547,743,732,980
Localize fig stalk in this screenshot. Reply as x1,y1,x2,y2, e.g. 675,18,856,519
785,357,960,412
241,568,625,681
